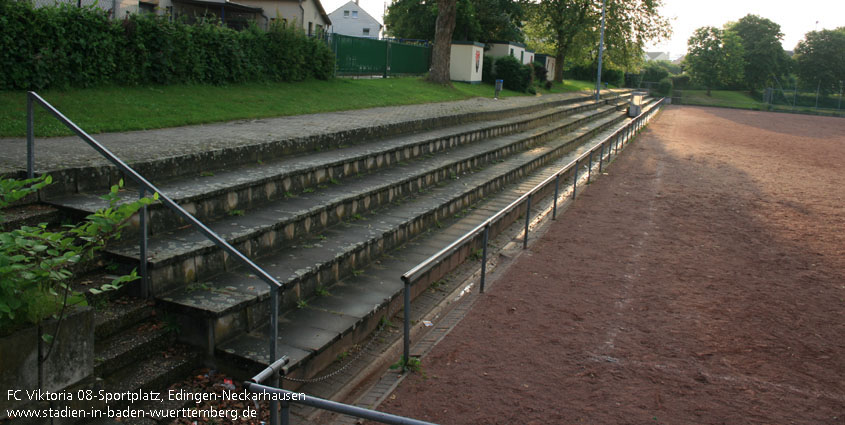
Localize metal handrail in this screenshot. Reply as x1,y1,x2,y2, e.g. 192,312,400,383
399,97,665,364
26,91,285,425
244,381,437,425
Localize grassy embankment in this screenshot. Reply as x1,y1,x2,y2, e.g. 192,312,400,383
0,77,599,137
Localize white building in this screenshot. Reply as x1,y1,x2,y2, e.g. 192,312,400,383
327,0,383,38
486,42,526,63
644,52,670,62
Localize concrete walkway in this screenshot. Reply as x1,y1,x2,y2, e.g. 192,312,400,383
0,91,620,175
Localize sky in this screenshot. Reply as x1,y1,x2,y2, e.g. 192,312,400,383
320,0,845,59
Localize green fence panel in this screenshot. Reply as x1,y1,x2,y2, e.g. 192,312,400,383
388,42,431,75
330,34,430,76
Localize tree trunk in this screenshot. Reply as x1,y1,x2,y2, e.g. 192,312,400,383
554,52,565,82
426,0,457,84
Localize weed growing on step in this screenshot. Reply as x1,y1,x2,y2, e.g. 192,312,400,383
470,248,484,261
296,299,308,309
390,356,425,376
283,191,297,198
315,286,330,297
303,187,315,193
228,209,245,217
330,178,341,185
352,269,364,277
200,171,214,177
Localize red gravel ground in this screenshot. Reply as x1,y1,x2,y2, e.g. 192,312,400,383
378,106,845,424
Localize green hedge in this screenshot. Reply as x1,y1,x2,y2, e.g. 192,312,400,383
0,0,335,90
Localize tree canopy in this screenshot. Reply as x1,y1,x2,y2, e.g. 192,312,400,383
726,14,791,91
525,0,670,82
684,26,744,95
794,27,845,94
384,0,523,43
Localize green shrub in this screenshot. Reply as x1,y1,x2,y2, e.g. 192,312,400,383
0,176,155,336
0,2,336,90
482,55,494,84
671,74,692,90
533,62,547,82
656,77,673,96
493,55,531,92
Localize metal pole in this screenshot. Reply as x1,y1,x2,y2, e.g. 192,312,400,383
552,174,559,220
403,277,411,367
815,80,821,109
594,0,607,101
523,194,531,249
281,401,290,425
587,150,593,183
139,187,149,299
27,94,34,179
572,159,578,199
480,225,489,293
270,286,280,425
598,141,604,173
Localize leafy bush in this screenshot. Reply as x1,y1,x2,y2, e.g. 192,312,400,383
671,74,692,90
493,55,531,92
656,77,673,96
533,62,548,82
482,55,494,84
0,1,335,90
564,64,623,87
0,176,155,336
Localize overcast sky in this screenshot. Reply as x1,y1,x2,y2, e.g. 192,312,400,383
321,0,845,59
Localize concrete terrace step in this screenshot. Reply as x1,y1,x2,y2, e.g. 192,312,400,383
10,91,629,199
47,96,624,236
108,104,622,296
216,103,657,379
158,106,628,356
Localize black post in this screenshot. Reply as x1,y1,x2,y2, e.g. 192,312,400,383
402,277,411,367
572,159,578,199
598,141,604,173
523,194,531,249
587,150,593,183
26,94,34,179
480,225,489,293
552,174,559,220
139,187,149,299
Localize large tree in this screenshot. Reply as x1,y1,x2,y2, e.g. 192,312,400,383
384,0,522,42
427,0,458,84
684,26,745,95
793,27,845,94
528,0,669,82
726,14,790,91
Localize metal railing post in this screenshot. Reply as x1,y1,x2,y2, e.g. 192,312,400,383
572,159,578,199
281,400,290,425
523,194,531,249
270,285,280,425
139,187,149,299
402,276,411,367
552,174,559,220
587,150,593,183
27,94,34,179
598,141,604,173
480,225,489,293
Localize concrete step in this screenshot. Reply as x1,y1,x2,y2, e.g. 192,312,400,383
94,320,173,377
47,96,626,236
159,106,628,357
105,104,623,295
216,101,661,381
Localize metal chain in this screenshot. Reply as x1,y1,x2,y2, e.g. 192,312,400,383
282,322,387,383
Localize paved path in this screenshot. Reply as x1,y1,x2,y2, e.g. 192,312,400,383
0,91,614,175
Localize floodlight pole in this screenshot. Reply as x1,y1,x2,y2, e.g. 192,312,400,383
595,0,606,101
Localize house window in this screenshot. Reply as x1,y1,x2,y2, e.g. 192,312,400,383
363,28,370,36
510,48,514,56
308,22,313,36
343,10,349,17
352,10,357,18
